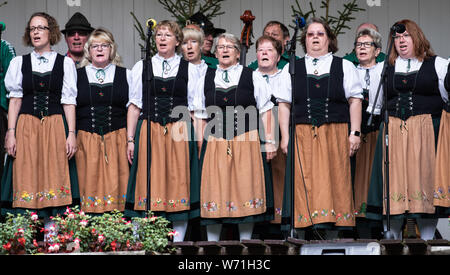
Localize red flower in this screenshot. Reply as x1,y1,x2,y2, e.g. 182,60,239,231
3,242,11,251
18,237,26,246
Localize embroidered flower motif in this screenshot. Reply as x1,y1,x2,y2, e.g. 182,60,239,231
243,198,264,209
202,201,219,212
226,201,237,211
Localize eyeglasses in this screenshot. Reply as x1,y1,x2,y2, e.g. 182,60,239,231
90,43,111,50
67,30,89,37
216,45,236,51
306,32,326,38
394,33,411,40
28,26,49,32
355,42,376,48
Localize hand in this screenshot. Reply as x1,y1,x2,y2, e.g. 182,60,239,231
127,142,135,165
5,131,16,158
349,134,361,157
280,137,289,155
66,132,77,160
265,143,277,162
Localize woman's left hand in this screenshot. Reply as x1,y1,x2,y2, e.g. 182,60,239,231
66,132,77,160
349,134,361,157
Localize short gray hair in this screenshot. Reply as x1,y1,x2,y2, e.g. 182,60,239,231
213,33,241,54
355,28,383,50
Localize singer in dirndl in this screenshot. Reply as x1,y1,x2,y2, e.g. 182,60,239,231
281,18,363,239
125,20,201,242
352,28,384,238
1,12,79,219
75,28,132,214
195,33,275,241
366,19,450,240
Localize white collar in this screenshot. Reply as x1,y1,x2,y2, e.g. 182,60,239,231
256,68,282,77
305,52,333,61
31,50,55,59
154,53,180,63
89,63,114,71
217,63,241,72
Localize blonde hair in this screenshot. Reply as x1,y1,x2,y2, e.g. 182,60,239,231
182,27,205,46
154,20,183,54
80,27,122,67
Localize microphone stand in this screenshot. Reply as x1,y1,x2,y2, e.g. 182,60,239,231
145,24,154,214
366,27,397,240
286,21,301,239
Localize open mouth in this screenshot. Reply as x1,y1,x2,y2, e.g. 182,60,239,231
33,37,41,43
261,57,269,62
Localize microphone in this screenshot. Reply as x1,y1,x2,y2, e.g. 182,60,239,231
0,21,5,32
146,19,157,30
294,15,306,29
391,23,406,34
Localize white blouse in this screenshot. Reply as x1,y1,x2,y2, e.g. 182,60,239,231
356,62,384,115
255,65,292,104
5,50,78,105
193,63,274,119
129,54,201,110
394,56,449,102
84,63,133,107
304,53,363,100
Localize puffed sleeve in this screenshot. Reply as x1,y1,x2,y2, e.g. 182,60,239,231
252,71,274,114
273,64,292,103
435,56,449,102
61,57,78,105
343,59,364,100
4,56,24,98
129,60,143,110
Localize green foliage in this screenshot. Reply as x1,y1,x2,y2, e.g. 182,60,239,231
0,207,175,254
0,211,41,255
291,0,365,37
158,0,225,26
132,213,176,254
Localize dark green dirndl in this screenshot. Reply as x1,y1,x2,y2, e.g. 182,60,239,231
0,116,80,218
124,119,200,222
366,117,449,221
198,132,274,226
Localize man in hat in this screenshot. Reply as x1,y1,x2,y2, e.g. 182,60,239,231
188,12,225,68
61,12,94,67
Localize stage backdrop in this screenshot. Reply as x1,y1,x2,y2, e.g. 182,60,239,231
1,0,450,69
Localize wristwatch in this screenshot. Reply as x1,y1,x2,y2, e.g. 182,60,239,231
350,131,361,137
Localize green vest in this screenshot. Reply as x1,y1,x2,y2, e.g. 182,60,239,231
0,40,16,111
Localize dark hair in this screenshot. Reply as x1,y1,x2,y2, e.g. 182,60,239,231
23,12,61,47
300,17,338,54
255,35,282,57
388,19,435,65
264,21,290,39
